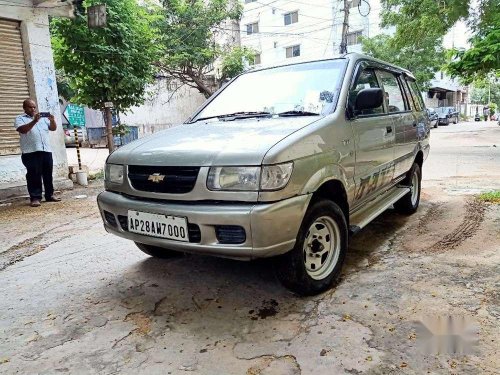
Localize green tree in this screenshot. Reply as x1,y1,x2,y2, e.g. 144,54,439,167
51,0,161,111
220,46,256,82
159,0,247,98
470,80,500,108
446,1,500,83
361,34,445,88
51,0,161,150
377,0,499,83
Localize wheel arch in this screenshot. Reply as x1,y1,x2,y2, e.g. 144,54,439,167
415,150,424,169
310,179,349,224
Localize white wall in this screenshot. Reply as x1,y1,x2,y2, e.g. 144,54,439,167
239,0,388,65
0,1,70,186
120,78,206,137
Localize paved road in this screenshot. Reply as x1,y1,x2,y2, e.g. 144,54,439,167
1,121,499,374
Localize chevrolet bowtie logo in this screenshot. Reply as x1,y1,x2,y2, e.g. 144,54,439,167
148,173,166,183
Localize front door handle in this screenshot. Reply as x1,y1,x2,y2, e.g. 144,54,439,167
386,126,393,134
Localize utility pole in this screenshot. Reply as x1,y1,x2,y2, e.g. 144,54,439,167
339,0,350,54
104,102,114,153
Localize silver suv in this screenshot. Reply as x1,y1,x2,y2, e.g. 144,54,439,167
98,53,430,295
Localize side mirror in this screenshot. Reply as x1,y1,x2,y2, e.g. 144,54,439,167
355,88,384,111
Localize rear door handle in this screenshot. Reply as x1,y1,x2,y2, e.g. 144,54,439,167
386,126,393,134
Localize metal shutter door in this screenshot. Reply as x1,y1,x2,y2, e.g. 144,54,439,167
0,18,30,156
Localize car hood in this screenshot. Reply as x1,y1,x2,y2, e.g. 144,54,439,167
107,117,320,166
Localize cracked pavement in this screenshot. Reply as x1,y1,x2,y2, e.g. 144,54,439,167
1,122,499,374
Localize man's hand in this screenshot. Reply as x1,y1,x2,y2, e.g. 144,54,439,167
48,113,57,131
32,113,41,125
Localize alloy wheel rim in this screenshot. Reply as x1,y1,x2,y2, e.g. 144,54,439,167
303,216,341,280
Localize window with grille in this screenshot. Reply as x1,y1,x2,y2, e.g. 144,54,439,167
346,30,363,46
284,11,298,25
246,22,259,35
285,45,300,58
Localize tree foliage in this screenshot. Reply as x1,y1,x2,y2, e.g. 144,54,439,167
50,0,162,112
361,34,445,88
446,1,500,83
470,80,500,108
376,0,499,84
220,46,256,82
159,0,245,98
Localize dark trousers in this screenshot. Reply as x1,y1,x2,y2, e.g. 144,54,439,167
21,151,54,201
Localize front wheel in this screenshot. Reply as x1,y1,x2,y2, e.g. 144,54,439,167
394,163,421,215
275,200,348,296
134,242,183,259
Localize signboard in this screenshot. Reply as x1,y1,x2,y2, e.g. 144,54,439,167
64,104,86,127
104,101,114,108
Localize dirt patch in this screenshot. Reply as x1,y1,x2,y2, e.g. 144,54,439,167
246,355,301,375
124,312,152,335
429,199,487,252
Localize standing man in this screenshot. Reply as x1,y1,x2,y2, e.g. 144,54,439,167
14,99,62,207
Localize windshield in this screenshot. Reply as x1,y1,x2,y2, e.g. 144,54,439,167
193,59,347,121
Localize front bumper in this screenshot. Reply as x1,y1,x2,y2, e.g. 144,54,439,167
97,191,311,260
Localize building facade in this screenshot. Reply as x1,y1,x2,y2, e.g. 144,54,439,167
239,0,384,66
0,1,74,199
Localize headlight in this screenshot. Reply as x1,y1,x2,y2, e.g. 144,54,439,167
207,166,260,191
105,164,124,184
261,162,293,190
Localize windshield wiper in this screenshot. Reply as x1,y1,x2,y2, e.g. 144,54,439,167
277,110,320,117
193,111,272,122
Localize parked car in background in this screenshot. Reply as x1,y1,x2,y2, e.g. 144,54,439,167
436,106,459,125
426,107,438,128
64,125,86,147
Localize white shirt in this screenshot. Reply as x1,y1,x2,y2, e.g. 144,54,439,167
14,114,52,154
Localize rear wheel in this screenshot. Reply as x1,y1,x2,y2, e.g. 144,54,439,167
134,242,182,259
394,162,421,215
275,200,348,296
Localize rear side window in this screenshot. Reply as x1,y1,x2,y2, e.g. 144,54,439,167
350,68,384,116
377,70,407,112
406,79,425,111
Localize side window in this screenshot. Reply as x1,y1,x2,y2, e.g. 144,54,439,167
377,70,407,112
349,68,384,116
407,79,425,111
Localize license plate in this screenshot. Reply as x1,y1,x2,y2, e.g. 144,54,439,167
128,210,189,242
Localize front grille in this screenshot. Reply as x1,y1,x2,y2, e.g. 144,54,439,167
104,210,117,227
215,225,246,244
128,165,200,194
117,215,201,243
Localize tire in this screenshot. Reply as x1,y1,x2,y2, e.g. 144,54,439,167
275,200,348,296
394,162,421,215
134,242,183,259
